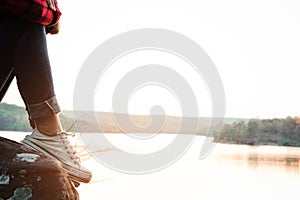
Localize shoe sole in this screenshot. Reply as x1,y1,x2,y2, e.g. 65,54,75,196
22,138,92,183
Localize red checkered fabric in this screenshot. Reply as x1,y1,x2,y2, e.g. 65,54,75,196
0,0,61,25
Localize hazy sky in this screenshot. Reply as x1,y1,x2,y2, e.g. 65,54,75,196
3,0,300,119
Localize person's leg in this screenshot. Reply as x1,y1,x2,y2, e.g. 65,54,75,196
0,18,18,102
2,17,92,183
12,19,62,135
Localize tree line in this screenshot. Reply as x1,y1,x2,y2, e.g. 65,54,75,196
0,103,73,132
1,103,300,147
216,117,300,147
0,103,31,131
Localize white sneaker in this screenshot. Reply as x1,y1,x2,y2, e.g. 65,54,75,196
21,129,92,183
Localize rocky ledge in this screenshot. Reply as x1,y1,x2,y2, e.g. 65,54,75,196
0,136,78,200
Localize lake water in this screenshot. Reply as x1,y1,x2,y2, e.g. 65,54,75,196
1,131,300,200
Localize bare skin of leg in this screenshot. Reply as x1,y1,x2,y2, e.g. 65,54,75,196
34,114,63,136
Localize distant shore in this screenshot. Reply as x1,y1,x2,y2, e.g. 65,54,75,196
1,103,300,147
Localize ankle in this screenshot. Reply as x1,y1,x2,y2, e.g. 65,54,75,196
35,114,63,136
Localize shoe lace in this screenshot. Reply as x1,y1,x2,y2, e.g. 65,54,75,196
59,132,81,165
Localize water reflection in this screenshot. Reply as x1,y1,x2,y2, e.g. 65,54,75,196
247,154,300,172
217,144,300,173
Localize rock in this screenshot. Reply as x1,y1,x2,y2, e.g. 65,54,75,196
0,136,79,200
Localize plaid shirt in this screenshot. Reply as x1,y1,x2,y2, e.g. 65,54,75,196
0,0,61,26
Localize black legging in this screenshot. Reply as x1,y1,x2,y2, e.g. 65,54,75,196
0,16,60,123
